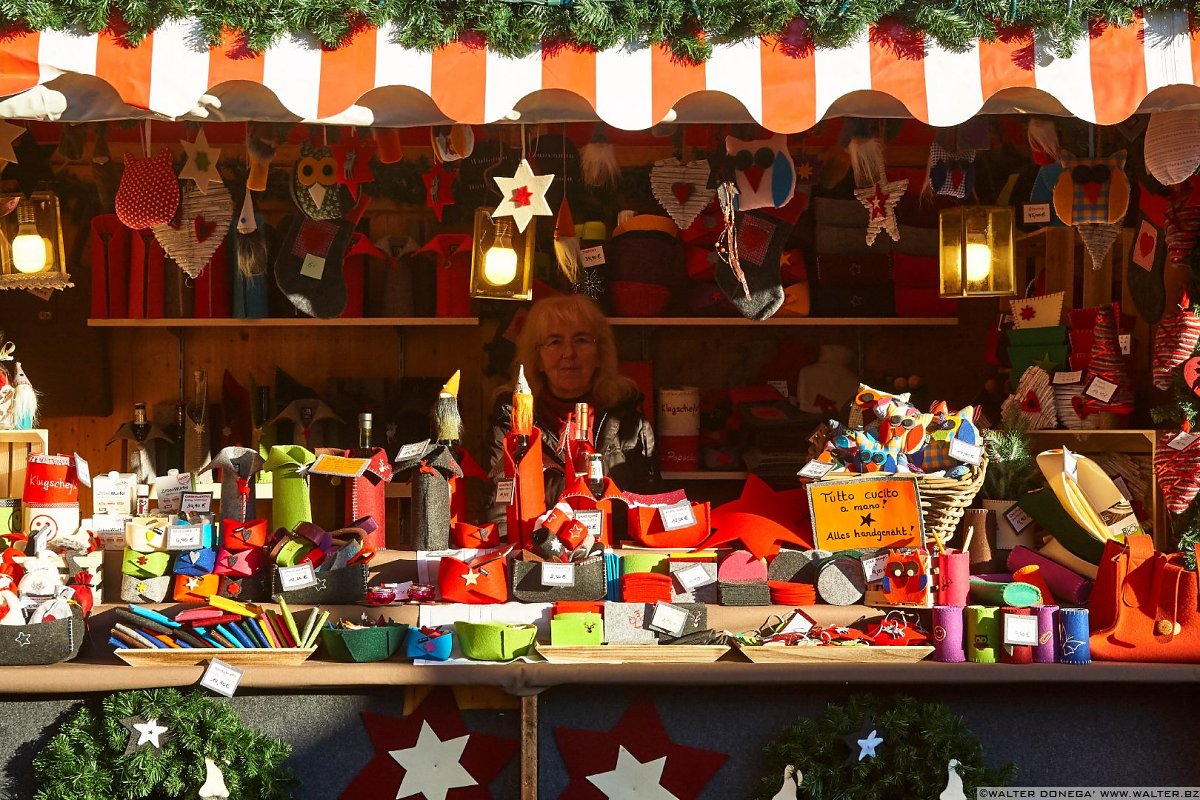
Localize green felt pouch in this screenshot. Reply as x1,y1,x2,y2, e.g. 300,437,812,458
454,621,537,661
1007,344,1069,376
1007,326,1067,347
0,606,84,666
551,612,604,645
1018,487,1105,564
320,622,406,663
968,577,1042,607
121,548,172,579
272,564,369,604
511,555,607,602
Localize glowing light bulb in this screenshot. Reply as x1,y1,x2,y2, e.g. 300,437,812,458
964,242,991,282
482,221,518,286
11,203,47,274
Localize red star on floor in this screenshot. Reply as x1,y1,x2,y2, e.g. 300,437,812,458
554,696,728,800
510,185,533,207
339,689,517,800
694,473,814,558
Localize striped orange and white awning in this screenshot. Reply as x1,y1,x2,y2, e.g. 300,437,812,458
5,9,1200,130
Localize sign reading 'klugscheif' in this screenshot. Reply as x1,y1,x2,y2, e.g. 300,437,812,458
806,475,925,552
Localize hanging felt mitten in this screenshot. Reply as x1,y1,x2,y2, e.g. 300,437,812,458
714,191,808,321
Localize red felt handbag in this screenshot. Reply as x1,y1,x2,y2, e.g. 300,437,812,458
1089,534,1200,662
438,547,511,604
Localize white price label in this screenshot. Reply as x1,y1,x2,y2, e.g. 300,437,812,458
1052,370,1083,385
861,553,888,583
1022,203,1051,224
277,563,317,591
166,524,205,551
658,501,697,531
647,601,690,637
73,453,91,487
395,439,430,462
200,657,244,698
299,253,326,280
1062,447,1079,482
1168,430,1199,451
778,610,815,636
495,480,515,505
1002,614,1039,647
180,492,212,515
673,563,715,591
1004,503,1034,533
1119,334,1132,355
155,473,192,513
574,509,604,540
581,246,606,268
541,562,576,587
797,460,835,480
1084,376,1118,404
948,439,983,466
768,380,790,398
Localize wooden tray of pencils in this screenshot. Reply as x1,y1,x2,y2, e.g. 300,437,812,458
114,647,318,667
537,645,731,664
737,645,934,664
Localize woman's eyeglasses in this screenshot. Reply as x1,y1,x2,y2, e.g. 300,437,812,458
540,335,598,355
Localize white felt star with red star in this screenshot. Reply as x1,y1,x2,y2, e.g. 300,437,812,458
492,158,553,233
854,177,907,245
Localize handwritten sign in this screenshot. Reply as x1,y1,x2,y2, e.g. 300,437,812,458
200,658,244,697
541,563,576,587
806,476,924,552
308,454,371,478
180,492,212,515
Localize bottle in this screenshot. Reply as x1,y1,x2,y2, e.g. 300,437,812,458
131,403,150,443
587,452,605,497
358,413,373,450
571,403,594,480
163,402,185,472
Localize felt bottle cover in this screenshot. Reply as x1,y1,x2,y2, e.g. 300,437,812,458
965,605,999,663
969,577,1042,607
1034,604,1059,663
453,621,537,661
174,573,220,603
264,445,316,534
404,626,454,661
559,474,626,547
1057,607,1092,664
330,447,391,551
214,547,265,577
931,605,966,662
120,573,171,603
199,447,266,524
1007,546,1093,604
934,550,971,606
502,429,547,549
402,445,462,551
173,547,217,576
221,519,269,552
962,507,996,568
121,549,172,579
999,606,1034,664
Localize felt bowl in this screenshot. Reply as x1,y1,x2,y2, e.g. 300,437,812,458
610,281,671,317
320,622,407,663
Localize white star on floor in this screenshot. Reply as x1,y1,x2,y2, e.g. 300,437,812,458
134,718,169,749
857,729,883,761
14,631,31,647
492,158,554,233
389,721,477,800
587,746,679,800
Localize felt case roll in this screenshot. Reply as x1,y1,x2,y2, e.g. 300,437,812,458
0,606,84,666
934,550,971,606
932,605,966,662
120,573,171,603
173,547,217,576
1034,605,1059,663
1057,607,1092,664
969,577,1042,607
216,572,269,602
502,430,547,549
1000,606,1034,664
404,626,454,661
272,563,369,605
511,555,607,602
1018,487,1105,564
264,445,316,534
965,605,999,663
121,549,172,579
321,622,406,663
1007,546,1093,605
454,621,537,661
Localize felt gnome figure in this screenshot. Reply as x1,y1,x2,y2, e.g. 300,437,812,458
10,362,36,430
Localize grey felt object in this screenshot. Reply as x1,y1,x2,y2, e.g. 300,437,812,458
656,603,707,641
669,563,718,604
715,208,793,320
120,574,170,603
0,606,83,666
512,556,607,602
767,549,828,583
198,447,266,524
273,563,369,605
718,581,771,606
396,444,462,551
602,602,660,644
815,556,867,605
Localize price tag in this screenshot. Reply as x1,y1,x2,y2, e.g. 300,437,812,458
673,563,715,591
767,380,790,398
1022,203,1051,224
308,454,371,478
647,601,690,637
948,439,983,466
1002,614,1040,646
1119,334,1132,355
180,492,212,515
72,453,91,488
797,460,835,480
1052,370,1083,385
277,563,317,591
1062,447,1079,482
395,439,430,462
1168,430,1199,451
1004,503,1034,533
1084,376,1118,404
778,610,815,636
541,562,576,587
300,253,326,280
574,509,604,540
1113,475,1132,502
166,524,205,551
581,246,606,268
658,501,697,531
861,553,888,583
200,657,244,698
495,480,515,505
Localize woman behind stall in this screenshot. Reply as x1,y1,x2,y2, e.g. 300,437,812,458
486,294,659,524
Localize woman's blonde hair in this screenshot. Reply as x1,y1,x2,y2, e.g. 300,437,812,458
515,294,638,409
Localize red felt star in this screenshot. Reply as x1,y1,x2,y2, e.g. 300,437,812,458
330,132,376,200
511,185,533,207
694,474,814,558
555,696,728,800
423,161,457,223
1020,305,1036,320
866,184,887,220
339,689,517,800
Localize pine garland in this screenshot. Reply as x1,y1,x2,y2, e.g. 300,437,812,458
33,689,296,800
0,1,1189,62
752,694,1015,800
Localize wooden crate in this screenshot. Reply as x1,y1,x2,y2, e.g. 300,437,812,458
0,430,48,498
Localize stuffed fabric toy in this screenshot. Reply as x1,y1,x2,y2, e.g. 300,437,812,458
922,404,980,474
116,149,180,229
1053,151,1130,226
725,133,795,211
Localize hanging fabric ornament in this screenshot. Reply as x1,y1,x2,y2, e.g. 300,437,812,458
492,158,554,233
431,124,475,163
580,127,620,188
1152,297,1200,390
115,149,180,229
422,161,456,222
725,133,795,210
1001,366,1057,430
1144,110,1200,186
1052,151,1130,226
290,141,351,221
1027,119,1059,165
1077,219,1125,270
715,181,747,297
855,179,906,246
1084,304,1135,414
178,129,222,194
1009,291,1064,329
1165,179,1200,265
554,197,582,283
234,190,267,278
11,362,36,431
927,142,976,199
0,121,24,169
1155,427,1200,514
330,130,376,200
245,122,280,193
198,757,230,799
151,184,233,279
650,157,715,229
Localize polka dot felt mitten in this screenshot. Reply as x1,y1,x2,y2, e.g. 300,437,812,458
115,149,180,230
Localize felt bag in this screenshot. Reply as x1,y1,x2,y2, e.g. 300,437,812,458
273,563,369,604
173,572,220,603
404,625,454,661
438,548,510,604
220,519,269,552
214,547,265,577
626,501,711,549
173,547,217,576
502,429,547,549
454,621,537,661
90,214,130,318
0,606,84,666
321,622,406,663
1089,534,1200,662
511,553,608,602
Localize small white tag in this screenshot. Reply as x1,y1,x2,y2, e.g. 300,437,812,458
581,246,606,268
300,253,326,280
778,610,815,636
658,501,697,531
574,509,604,540
1168,430,1198,451
166,524,205,551
1004,503,1034,533
1062,447,1079,482
673,563,715,591
155,472,192,513
1022,203,1051,224
200,658,244,697
180,492,213,515
948,439,983,466
1112,475,1132,502
277,563,317,591
495,480,515,506
861,553,888,583
1002,614,1039,647
647,601,690,637
541,562,576,587
73,454,91,488
1052,370,1083,385
1084,376,1118,404
395,439,430,462
767,380,790,398
1119,333,1131,355
797,460,835,480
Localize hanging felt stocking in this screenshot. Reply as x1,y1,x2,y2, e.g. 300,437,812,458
1155,426,1200,514
264,444,315,533
199,447,265,524
1084,304,1135,415
714,191,808,320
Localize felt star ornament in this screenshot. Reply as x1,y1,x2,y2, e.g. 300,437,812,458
122,716,171,755
338,689,516,800
492,158,554,233
331,133,376,200
4,134,56,196
179,130,222,194
423,162,456,223
695,474,814,558
0,121,25,167
555,696,728,800
854,178,907,245
843,716,883,765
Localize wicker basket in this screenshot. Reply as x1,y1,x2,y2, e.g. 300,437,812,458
915,453,989,544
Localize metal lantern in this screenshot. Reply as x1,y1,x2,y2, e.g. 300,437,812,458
470,208,534,301
938,206,1015,298
0,192,70,292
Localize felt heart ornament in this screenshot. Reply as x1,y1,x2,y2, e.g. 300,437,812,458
151,184,233,278
116,149,180,229
1152,301,1200,390
650,158,715,229
1001,366,1057,430
1155,429,1200,514
1053,382,1099,430
1183,356,1200,397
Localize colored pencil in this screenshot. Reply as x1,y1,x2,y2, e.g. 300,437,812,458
303,611,330,648
277,596,302,646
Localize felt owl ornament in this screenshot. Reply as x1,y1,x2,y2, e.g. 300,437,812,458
291,141,351,221
725,133,795,211
880,550,929,605
852,429,889,473
879,400,929,456
923,404,980,473
927,143,976,199
115,149,180,230
1052,151,1129,226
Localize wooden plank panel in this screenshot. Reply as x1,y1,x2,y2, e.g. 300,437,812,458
1041,228,1077,313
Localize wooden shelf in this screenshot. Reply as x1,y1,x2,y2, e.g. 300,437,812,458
1026,429,1157,453
87,317,479,328
661,471,748,480
181,482,412,500
607,317,958,327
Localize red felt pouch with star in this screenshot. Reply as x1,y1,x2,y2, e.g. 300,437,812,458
626,501,711,549
437,547,511,604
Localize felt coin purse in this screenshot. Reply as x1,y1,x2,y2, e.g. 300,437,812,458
272,563,370,604
173,573,220,603
511,553,607,603
125,516,171,553
451,521,501,549
453,621,537,661
216,573,269,602
221,519,268,551
173,547,217,576
551,612,604,646
404,626,454,661
214,547,265,578
120,573,171,603
121,548,171,579
438,548,511,604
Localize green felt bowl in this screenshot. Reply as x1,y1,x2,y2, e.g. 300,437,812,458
320,623,407,663
454,621,537,661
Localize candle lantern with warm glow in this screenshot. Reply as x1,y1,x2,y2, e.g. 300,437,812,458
938,206,1015,298
470,208,534,300
0,192,71,292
